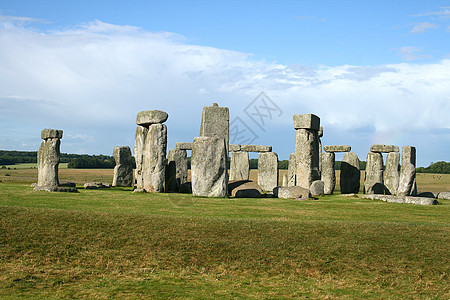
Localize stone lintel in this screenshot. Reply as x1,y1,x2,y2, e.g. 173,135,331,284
324,145,351,153
370,144,399,153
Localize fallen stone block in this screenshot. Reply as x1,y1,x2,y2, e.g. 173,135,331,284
310,180,324,196
437,192,450,200
228,180,263,198
273,186,311,200
361,194,438,205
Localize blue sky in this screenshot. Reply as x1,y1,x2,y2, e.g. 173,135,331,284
0,0,449,166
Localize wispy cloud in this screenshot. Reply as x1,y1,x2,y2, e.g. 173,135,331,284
413,6,450,18
397,46,431,61
410,22,438,33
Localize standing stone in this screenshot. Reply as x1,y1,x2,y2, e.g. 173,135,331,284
191,136,228,197
37,129,63,187
165,149,188,192
318,126,323,175
340,152,360,194
384,152,400,195
134,125,148,190
282,174,288,187
321,152,335,194
398,146,417,196
200,103,229,153
230,151,250,181
288,153,296,187
112,146,133,187
142,123,167,192
258,152,279,192
364,152,384,194
295,125,320,188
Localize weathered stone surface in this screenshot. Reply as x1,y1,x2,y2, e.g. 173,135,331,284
228,180,263,198
417,192,438,198
273,186,311,200
229,144,241,152
362,194,438,205
136,110,168,126
318,126,323,138
37,131,61,188
398,146,417,196
438,192,450,200
288,153,296,187
33,186,78,193
384,152,400,195
370,144,399,153
165,149,188,192
134,126,148,190
239,145,272,152
321,152,335,194
191,136,228,197
310,180,324,196
282,174,288,187
176,142,193,150
295,128,320,189
340,152,360,194
200,103,229,152
112,146,133,187
41,129,63,140
84,182,111,189
293,114,320,131
324,145,351,153
364,152,384,194
179,182,192,193
229,151,250,181
258,152,278,192
142,124,167,192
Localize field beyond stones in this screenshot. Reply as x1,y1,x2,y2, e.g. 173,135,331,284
0,167,449,298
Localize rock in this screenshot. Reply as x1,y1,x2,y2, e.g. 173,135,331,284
370,144,399,153
257,152,279,192
59,181,76,187
273,186,311,200
41,129,63,140
142,123,167,192
318,126,323,138
323,145,351,153
384,152,400,195
287,153,296,187
364,152,384,194
340,152,360,194
84,182,111,189
437,192,450,200
134,125,148,190
228,180,263,198
165,149,188,192
179,182,192,193
200,103,229,152
282,174,288,187
321,152,335,194
239,145,272,152
293,114,320,131
310,180,324,196
361,194,438,205
136,110,168,126
112,146,133,187
295,128,320,189
34,186,78,193
229,144,241,152
397,146,417,196
417,192,438,198
176,142,193,150
191,136,228,197
229,151,250,181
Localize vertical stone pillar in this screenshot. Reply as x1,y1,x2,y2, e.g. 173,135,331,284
384,152,400,195
134,110,168,192
294,114,320,189
200,103,229,153
112,146,133,187
318,126,323,175
321,152,335,194
287,153,296,187
364,152,384,194
37,129,63,187
258,152,279,192
230,151,250,181
398,146,417,196
191,136,228,197
340,152,360,194
165,149,188,192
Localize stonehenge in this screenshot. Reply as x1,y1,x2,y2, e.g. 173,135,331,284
112,146,133,187
397,146,417,196
258,152,279,192
364,152,384,194
340,152,361,194
321,145,351,194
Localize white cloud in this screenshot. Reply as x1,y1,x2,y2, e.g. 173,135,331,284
413,6,450,18
410,22,438,33
397,46,431,61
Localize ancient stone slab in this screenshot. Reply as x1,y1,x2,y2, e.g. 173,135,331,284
229,144,241,152
229,151,250,181
370,144,399,153
34,186,78,193
191,136,228,197
361,194,438,205
293,114,320,131
364,152,384,194
41,129,63,140
239,145,272,152
384,152,400,195
165,149,188,192
136,110,168,126
295,128,320,189
134,125,148,190
397,146,417,196
288,153,296,187
258,152,279,192
84,182,111,189
323,145,351,153
112,146,133,187
438,192,450,200
282,174,288,187
228,180,263,198
273,186,311,200
37,129,62,188
310,180,324,196
321,152,335,194
142,123,167,192
200,103,229,152
340,152,360,194
176,142,193,150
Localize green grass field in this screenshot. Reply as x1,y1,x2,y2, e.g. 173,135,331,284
0,168,449,299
